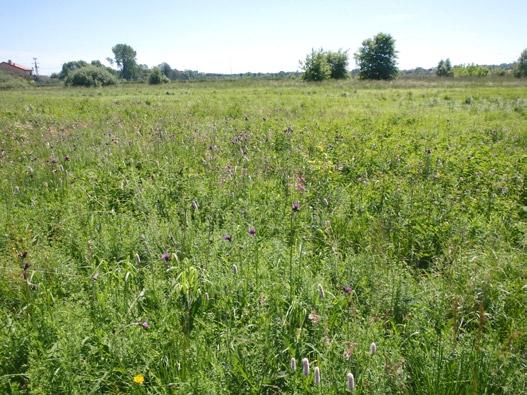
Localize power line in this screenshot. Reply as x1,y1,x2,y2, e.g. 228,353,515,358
32,57,39,78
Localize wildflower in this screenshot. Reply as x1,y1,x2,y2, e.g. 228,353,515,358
248,227,256,236
314,366,321,384
64,155,70,161
223,234,232,242
191,200,199,210
161,251,170,262
292,201,300,212
232,264,238,274
141,321,150,329
133,374,144,384
342,285,353,295
290,357,297,372
302,358,310,376
346,372,355,391
370,342,377,355
318,284,325,299
295,175,305,192
204,292,209,302
308,311,320,325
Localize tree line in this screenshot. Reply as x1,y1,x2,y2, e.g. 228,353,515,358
301,33,527,81
54,39,527,87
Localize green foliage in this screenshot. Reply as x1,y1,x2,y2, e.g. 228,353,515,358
354,33,398,80
436,58,453,77
59,60,88,80
514,48,527,77
148,67,169,85
0,80,526,393
0,69,34,90
453,64,490,77
301,49,331,81
112,43,138,81
301,49,349,81
65,65,118,87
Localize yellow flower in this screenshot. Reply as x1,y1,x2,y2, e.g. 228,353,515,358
133,374,144,384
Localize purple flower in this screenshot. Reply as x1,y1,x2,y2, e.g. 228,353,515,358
142,321,150,329
292,201,300,212
223,234,232,242
161,251,170,262
248,227,256,236
342,285,353,295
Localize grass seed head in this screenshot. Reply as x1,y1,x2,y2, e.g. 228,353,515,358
314,366,321,384
290,357,297,372
347,372,355,391
370,342,377,355
318,284,325,299
302,358,310,376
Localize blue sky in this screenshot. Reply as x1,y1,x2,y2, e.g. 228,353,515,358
0,0,525,74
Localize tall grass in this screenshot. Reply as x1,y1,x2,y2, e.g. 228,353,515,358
0,80,526,393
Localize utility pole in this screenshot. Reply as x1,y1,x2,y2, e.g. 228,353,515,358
33,57,39,79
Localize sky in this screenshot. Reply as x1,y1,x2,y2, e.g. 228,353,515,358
0,0,525,75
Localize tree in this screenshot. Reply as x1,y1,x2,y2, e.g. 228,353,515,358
112,44,138,81
514,49,527,78
354,33,398,80
65,65,117,87
148,67,169,84
326,50,349,79
58,60,88,80
301,49,331,81
436,58,453,77
158,63,173,79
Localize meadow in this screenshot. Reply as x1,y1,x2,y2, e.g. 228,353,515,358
0,79,526,394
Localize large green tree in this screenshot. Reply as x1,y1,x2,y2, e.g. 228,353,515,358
112,44,138,81
354,33,398,80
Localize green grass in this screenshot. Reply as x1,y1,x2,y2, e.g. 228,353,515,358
0,70,34,90
1,79,526,394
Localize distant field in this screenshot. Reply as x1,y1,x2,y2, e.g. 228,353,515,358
1,80,526,394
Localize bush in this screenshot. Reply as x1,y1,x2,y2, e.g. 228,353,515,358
148,67,169,85
65,65,118,87
0,70,35,90
453,64,490,77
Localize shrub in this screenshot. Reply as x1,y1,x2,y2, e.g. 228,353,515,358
148,67,170,85
65,65,117,87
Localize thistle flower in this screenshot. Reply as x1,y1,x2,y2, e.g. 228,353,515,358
346,372,355,391
223,234,232,242
161,251,170,262
292,201,300,212
133,374,144,384
232,264,238,274
318,284,325,299
141,321,150,329
248,226,256,236
370,342,377,355
302,358,310,376
342,285,353,295
314,366,321,385
290,357,297,372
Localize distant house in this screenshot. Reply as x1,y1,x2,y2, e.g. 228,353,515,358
0,60,32,77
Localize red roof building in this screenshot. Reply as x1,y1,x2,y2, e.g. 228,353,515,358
0,60,33,77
